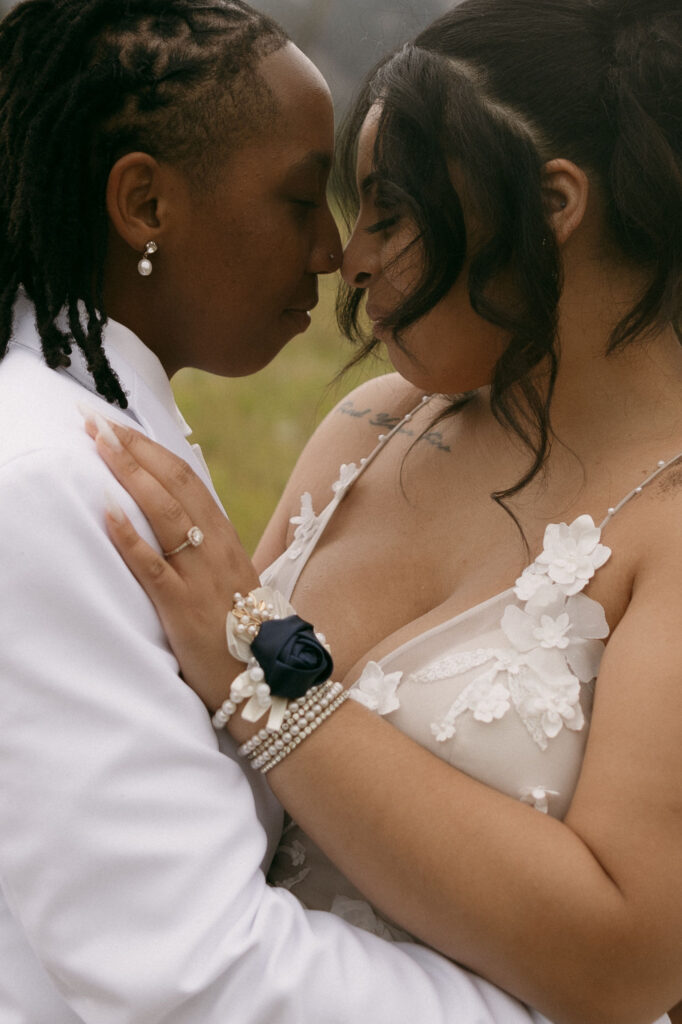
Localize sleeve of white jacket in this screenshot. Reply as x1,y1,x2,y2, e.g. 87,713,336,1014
0,446,542,1024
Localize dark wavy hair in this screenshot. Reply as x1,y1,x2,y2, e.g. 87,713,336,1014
0,0,288,405
335,0,682,504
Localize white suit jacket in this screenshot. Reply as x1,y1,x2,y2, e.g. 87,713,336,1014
0,297,551,1024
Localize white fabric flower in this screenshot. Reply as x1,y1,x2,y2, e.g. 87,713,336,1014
514,566,548,602
533,515,611,596
431,720,456,743
349,661,402,715
287,492,318,560
533,612,571,649
509,588,609,681
520,786,559,814
467,679,511,722
331,463,359,498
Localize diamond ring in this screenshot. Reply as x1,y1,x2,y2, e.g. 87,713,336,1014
163,526,204,558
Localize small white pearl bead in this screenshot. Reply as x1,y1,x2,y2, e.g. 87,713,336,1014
249,666,265,682
635,486,643,494
137,257,153,276
607,507,616,515
658,460,666,468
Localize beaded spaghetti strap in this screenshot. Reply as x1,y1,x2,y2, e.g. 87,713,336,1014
348,392,437,489
599,450,682,529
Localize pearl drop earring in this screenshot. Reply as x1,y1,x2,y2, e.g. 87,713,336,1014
137,241,158,277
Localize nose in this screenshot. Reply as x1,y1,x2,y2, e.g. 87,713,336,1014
311,204,343,275
340,219,377,290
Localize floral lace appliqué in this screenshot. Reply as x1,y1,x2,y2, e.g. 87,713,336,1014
430,516,611,751
286,464,361,562
287,492,318,561
331,462,359,499
349,661,403,714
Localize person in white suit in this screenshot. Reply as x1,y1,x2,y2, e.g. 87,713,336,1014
0,1,609,1022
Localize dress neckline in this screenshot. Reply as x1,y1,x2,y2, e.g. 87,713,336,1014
270,392,682,658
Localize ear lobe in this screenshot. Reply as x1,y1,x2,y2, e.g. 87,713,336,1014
106,152,162,252
541,158,590,246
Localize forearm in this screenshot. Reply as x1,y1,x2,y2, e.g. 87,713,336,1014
249,701,665,1024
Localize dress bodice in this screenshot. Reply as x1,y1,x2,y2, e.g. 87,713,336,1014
263,394,681,940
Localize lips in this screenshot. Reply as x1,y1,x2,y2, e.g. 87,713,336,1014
365,304,389,323
285,292,319,316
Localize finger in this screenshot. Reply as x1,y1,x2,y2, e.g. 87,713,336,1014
83,409,223,532
104,494,183,601
94,428,205,560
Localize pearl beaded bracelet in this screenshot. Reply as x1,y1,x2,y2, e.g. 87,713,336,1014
245,685,350,775
237,680,343,759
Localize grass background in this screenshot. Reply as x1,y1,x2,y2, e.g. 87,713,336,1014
171,276,387,553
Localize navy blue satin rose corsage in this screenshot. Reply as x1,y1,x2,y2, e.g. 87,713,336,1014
251,615,334,700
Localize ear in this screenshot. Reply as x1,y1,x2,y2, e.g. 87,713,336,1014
541,158,590,246
106,152,165,253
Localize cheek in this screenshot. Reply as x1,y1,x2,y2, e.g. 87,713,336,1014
381,226,423,298
394,286,509,393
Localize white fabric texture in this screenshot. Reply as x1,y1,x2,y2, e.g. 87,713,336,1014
0,301,567,1024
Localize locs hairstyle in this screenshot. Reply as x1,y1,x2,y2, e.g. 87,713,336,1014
335,0,682,504
0,0,288,406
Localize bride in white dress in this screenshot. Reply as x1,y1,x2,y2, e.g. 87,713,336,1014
89,0,682,1020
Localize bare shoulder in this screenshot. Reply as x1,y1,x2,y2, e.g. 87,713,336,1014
254,373,425,568
281,373,424,504
634,464,682,591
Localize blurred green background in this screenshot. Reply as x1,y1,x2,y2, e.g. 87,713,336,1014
172,276,387,553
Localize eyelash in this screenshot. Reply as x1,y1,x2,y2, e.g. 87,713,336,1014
366,215,399,236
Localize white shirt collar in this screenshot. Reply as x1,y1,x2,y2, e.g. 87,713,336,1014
10,291,192,439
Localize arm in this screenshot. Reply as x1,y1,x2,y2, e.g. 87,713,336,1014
0,446,541,1024
91,416,682,1024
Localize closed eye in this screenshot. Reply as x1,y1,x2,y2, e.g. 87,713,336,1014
366,216,399,235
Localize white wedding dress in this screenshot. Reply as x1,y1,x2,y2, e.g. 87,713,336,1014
261,393,679,1014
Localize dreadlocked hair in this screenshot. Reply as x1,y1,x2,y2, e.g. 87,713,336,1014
335,0,681,519
0,0,288,405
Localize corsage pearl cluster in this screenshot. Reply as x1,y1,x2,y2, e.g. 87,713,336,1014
213,586,345,773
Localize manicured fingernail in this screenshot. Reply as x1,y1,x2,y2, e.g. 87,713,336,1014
77,400,98,428
104,489,127,524
95,413,123,452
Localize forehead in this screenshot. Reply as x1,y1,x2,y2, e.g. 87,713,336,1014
254,43,334,163
191,43,334,205
356,103,382,187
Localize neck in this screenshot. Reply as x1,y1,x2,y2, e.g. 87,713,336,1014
537,253,682,461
